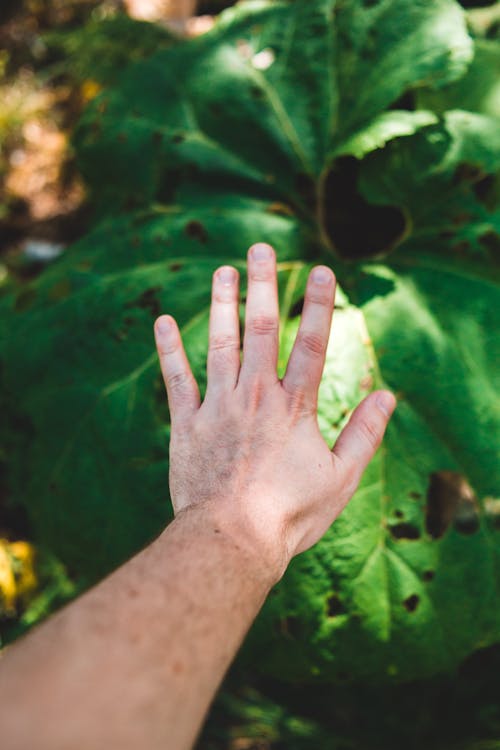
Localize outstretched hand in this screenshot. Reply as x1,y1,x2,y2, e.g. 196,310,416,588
154,244,395,582
0,244,397,750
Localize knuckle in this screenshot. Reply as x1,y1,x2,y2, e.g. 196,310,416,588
248,314,278,336
213,289,237,304
166,370,190,393
159,341,178,357
307,291,332,307
209,333,240,352
249,267,273,282
242,374,269,411
297,330,325,357
285,384,315,420
358,417,381,449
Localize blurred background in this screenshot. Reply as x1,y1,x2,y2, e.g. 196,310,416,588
0,0,234,271
1,2,500,749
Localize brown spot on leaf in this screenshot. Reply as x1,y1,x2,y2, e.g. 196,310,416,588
423,570,435,582
403,594,420,612
453,162,484,184
126,286,162,318
266,202,295,217
360,374,373,392
185,220,208,244
389,522,420,540
250,84,264,99
169,262,183,272
425,471,479,538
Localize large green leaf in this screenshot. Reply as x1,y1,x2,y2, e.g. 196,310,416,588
74,0,472,215
2,0,499,683
248,247,500,683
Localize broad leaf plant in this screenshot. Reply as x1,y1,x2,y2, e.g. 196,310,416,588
1,0,499,682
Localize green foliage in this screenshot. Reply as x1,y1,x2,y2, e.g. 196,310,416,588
43,14,176,87
1,0,500,686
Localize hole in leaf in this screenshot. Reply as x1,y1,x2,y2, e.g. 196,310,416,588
389,522,420,540
403,594,420,612
453,162,484,185
394,509,404,519
423,570,435,582
425,471,479,539
322,157,408,259
184,220,208,244
126,286,162,318
474,174,496,206
327,594,346,617
289,297,304,318
458,0,497,7
389,90,416,111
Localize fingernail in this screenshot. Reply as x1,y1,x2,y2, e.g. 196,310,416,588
156,316,173,335
250,243,273,261
311,266,333,285
375,391,396,417
217,266,236,285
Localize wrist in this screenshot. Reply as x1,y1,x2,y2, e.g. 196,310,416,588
170,500,289,588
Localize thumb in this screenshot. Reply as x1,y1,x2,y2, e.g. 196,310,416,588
332,390,396,492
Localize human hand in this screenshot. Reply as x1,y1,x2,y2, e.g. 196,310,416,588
154,244,395,582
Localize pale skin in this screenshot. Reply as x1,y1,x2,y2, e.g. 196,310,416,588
0,243,395,750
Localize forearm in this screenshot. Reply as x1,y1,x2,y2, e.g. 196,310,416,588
0,505,275,750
